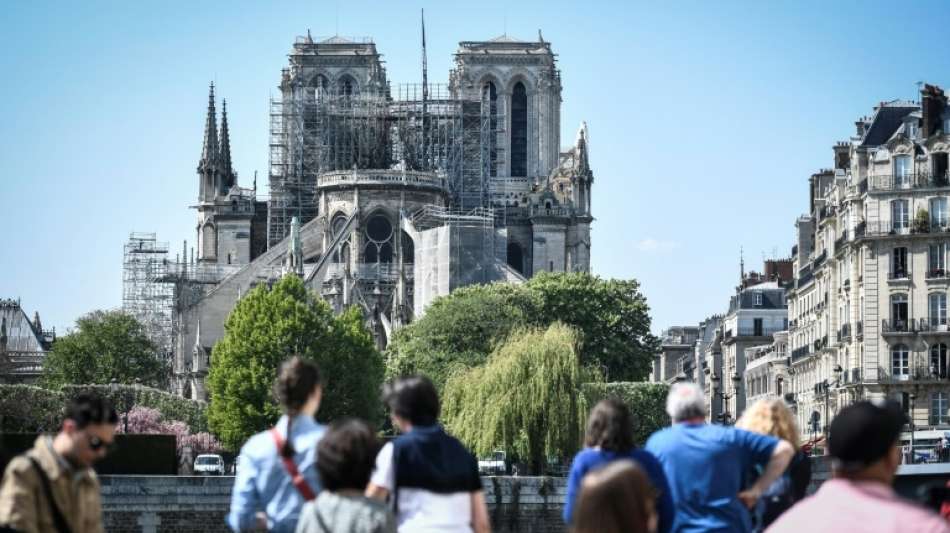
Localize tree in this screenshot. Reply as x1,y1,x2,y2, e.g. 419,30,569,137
42,310,167,389
386,272,659,388
385,283,538,390
583,382,670,446
525,272,660,382
207,275,384,450
442,323,590,474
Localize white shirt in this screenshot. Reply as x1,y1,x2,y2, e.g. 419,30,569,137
370,442,473,533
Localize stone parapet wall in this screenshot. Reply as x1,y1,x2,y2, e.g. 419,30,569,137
99,475,567,533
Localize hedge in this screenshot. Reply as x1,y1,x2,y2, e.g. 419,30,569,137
583,382,671,447
0,384,208,434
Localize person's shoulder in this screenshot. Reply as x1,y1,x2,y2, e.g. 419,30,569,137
2,455,35,478
573,447,603,463
238,429,275,460
630,448,662,467
645,426,675,448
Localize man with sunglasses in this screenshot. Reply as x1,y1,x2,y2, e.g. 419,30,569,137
0,393,118,533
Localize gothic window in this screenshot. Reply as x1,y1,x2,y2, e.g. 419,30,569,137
201,224,215,259
331,213,350,263
401,231,415,264
931,343,949,378
312,74,329,96
511,81,528,177
507,242,524,275
891,344,909,378
482,81,498,177
337,75,357,97
362,213,393,264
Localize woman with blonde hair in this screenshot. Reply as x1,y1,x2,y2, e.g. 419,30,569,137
736,398,811,531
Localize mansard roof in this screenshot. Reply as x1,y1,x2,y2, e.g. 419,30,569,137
861,100,919,147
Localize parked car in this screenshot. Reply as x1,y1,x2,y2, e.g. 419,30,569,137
194,454,226,476
478,450,507,475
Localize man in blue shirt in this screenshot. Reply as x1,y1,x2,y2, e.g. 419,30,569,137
645,382,794,533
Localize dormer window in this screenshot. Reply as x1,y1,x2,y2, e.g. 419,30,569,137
944,116,950,135
907,121,919,139
754,292,763,306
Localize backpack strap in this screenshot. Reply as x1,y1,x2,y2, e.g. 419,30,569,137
26,456,73,533
269,428,316,501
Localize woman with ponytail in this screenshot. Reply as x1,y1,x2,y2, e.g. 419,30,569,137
227,356,326,532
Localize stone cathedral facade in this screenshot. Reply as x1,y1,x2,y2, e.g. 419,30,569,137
167,33,594,400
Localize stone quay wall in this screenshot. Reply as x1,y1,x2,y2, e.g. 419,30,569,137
99,475,568,533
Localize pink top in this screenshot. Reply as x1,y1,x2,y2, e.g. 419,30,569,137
767,479,950,533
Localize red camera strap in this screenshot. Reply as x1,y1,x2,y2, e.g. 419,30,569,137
269,427,316,501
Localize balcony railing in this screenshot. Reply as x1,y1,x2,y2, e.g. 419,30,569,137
878,365,950,383
868,173,950,192
856,321,863,336
882,319,914,333
791,346,812,362
888,270,911,281
813,250,828,268
927,268,949,280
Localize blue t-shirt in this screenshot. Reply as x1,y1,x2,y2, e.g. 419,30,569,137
645,423,778,533
563,447,674,533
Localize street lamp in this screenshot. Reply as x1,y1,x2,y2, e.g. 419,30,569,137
711,373,743,425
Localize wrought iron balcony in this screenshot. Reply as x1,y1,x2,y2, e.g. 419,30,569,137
882,319,915,334
868,173,950,192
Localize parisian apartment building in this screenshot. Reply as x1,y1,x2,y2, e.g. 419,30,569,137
787,84,950,447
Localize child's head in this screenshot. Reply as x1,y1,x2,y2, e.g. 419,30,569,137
573,459,658,533
316,419,381,492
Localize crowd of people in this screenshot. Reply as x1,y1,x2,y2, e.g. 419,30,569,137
2,359,950,533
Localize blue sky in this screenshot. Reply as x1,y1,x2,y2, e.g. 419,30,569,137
2,1,950,335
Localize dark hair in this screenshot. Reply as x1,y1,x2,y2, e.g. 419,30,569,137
65,394,118,430
585,399,635,452
316,419,381,492
274,356,322,457
572,460,657,533
382,375,440,426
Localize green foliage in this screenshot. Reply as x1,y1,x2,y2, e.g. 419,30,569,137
0,385,65,432
442,323,588,473
914,208,931,232
207,275,384,450
386,272,659,389
524,272,660,382
583,382,671,446
386,283,538,390
0,384,208,434
41,310,168,389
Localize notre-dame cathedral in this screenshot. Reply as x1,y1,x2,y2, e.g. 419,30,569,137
159,31,594,399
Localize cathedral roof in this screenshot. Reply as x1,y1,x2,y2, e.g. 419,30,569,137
0,299,45,352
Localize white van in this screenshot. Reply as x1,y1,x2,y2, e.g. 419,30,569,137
194,454,226,475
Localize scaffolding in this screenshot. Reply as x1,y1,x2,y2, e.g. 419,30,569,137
122,233,175,362
267,83,490,246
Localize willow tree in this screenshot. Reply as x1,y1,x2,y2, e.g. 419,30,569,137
442,322,589,474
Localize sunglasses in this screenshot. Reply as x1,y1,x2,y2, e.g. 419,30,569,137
88,434,116,453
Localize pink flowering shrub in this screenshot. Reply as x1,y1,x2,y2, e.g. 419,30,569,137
116,406,222,455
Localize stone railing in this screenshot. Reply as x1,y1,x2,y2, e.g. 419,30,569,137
100,475,568,533
316,169,448,191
